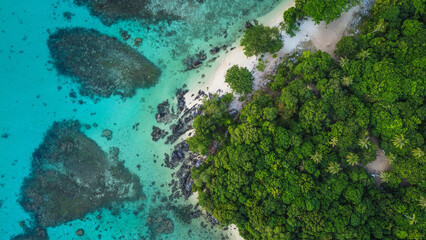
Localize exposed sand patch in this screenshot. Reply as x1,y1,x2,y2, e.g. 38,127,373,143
365,148,392,185
365,149,392,174
364,137,392,184
308,6,361,57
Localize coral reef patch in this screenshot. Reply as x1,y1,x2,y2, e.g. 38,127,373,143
19,120,143,229
48,27,161,99
72,0,178,25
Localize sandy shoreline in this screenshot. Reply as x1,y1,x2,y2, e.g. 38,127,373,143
185,0,361,110
183,1,364,239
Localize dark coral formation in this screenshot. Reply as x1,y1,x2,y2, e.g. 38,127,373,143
154,88,196,144
19,120,143,228
151,126,168,142
155,100,174,124
11,226,48,240
48,27,160,99
146,215,174,235
73,0,178,26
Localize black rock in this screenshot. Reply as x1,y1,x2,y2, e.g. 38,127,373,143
196,51,207,61
63,11,74,21
69,91,77,98
176,88,188,114
151,126,168,142
155,100,173,124
192,60,202,68
245,21,253,29
76,229,84,236
102,129,113,140
209,46,220,55
165,119,192,145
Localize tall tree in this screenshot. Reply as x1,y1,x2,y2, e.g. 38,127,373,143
240,24,283,57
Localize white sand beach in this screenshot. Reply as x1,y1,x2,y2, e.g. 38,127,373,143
185,1,362,112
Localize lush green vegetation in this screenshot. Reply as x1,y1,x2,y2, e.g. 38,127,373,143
282,0,361,35
189,0,425,239
225,65,254,94
240,24,283,57
187,93,234,155
282,6,304,36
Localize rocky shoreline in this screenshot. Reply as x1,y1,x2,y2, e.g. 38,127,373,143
150,83,228,235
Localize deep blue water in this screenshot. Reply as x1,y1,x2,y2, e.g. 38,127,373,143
0,0,284,239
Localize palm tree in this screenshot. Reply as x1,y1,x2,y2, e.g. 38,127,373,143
407,214,417,225
412,148,424,159
346,153,359,166
372,18,387,33
327,162,340,175
339,57,349,67
386,153,396,165
418,196,426,210
329,137,338,148
358,137,370,149
380,171,391,183
310,152,323,164
356,49,371,61
341,76,353,87
392,134,408,149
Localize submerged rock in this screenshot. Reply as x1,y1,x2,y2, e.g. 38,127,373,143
11,227,48,240
76,229,84,237
119,28,130,41
72,0,179,26
176,88,188,114
155,100,174,124
48,27,161,99
151,126,168,142
102,129,113,140
134,37,142,47
19,120,143,228
165,119,193,145
209,46,220,55
147,215,174,235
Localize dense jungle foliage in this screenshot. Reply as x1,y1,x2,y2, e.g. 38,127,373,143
241,24,283,57
225,65,254,94
189,0,425,239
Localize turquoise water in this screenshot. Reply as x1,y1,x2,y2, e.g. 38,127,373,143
0,0,284,239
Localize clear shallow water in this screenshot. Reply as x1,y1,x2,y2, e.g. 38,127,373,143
0,0,284,239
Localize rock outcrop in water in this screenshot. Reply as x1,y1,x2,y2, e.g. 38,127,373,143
72,0,178,25
48,28,160,99
151,126,168,142
19,120,143,229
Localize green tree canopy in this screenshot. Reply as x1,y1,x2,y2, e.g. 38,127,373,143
224,65,254,94
296,0,361,24
240,24,283,57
